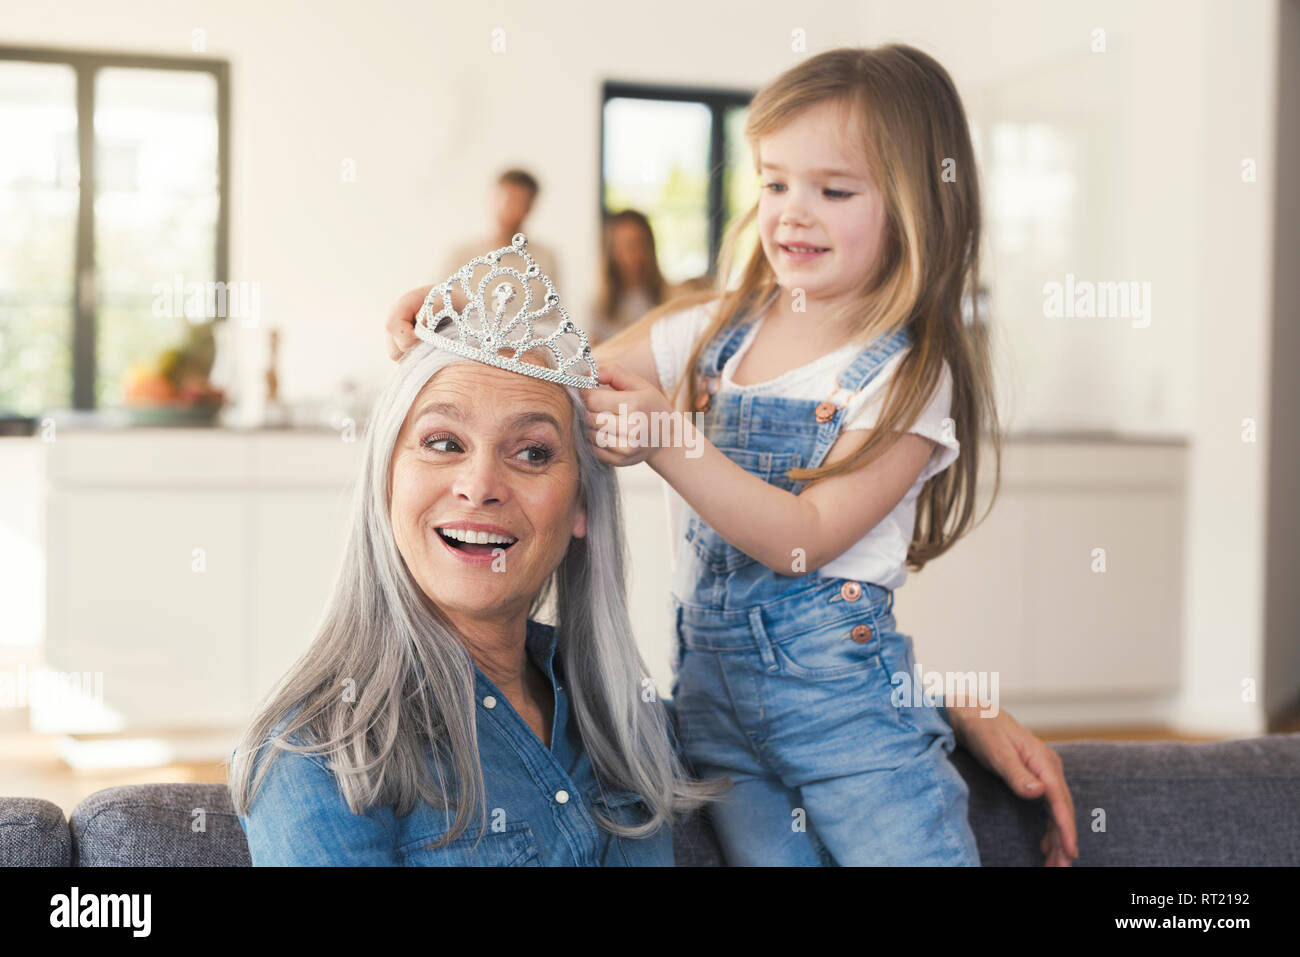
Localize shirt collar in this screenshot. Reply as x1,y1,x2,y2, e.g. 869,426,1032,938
524,619,561,685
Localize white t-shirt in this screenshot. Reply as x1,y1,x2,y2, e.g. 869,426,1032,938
649,299,958,590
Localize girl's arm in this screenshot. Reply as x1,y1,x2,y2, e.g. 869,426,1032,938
655,421,934,575
584,362,936,575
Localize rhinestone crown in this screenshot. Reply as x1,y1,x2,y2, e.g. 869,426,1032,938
414,233,598,389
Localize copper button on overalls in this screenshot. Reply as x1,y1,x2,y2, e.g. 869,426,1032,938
814,401,836,423
850,624,873,643
839,581,862,601
695,376,718,412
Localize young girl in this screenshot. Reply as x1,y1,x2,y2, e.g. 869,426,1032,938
582,44,1000,866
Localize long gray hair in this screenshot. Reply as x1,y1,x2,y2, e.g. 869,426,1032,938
229,342,722,845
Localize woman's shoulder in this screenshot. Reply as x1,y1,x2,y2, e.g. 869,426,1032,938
245,706,333,778
237,724,399,865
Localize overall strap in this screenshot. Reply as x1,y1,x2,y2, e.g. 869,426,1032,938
700,317,755,377
787,325,913,495
695,287,781,378
836,326,912,394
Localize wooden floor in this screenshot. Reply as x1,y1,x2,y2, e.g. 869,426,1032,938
5,711,1297,815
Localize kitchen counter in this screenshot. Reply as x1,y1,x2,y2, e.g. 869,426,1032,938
5,429,1191,749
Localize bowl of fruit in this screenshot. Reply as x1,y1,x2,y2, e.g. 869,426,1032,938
123,324,226,426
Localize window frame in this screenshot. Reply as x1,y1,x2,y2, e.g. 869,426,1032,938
598,80,753,280
0,45,230,411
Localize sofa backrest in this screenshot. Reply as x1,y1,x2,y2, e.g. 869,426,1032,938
989,732,1300,866
0,797,70,866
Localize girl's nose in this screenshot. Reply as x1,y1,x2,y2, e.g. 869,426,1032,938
451,452,510,506
779,194,813,227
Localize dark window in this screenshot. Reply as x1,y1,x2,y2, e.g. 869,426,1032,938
0,46,229,414
600,81,755,286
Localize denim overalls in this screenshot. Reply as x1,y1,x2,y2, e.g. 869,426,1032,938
668,301,980,866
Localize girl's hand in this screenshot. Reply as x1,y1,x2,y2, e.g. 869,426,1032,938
385,285,432,360
582,361,675,467
946,705,1079,866
386,285,473,360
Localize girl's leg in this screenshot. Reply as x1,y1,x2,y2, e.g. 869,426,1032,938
756,618,981,866
674,643,831,865
696,764,831,866
796,735,980,865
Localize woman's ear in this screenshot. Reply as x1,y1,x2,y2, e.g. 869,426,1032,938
572,503,587,539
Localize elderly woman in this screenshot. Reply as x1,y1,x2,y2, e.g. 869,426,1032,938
230,244,1077,867
229,331,719,864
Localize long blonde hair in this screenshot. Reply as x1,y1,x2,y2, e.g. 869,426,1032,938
605,44,1000,570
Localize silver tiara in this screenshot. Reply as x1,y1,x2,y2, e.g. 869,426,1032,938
414,233,598,389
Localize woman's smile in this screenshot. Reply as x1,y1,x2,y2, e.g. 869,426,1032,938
433,521,520,565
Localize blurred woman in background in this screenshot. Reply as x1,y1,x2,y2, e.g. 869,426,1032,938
588,209,671,344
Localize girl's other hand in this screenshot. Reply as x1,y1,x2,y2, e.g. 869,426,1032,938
582,361,675,467
947,705,1079,866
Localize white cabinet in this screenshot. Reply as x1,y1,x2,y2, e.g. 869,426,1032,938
41,430,358,736
44,488,249,729
894,441,1185,703
247,488,354,711
619,441,1187,716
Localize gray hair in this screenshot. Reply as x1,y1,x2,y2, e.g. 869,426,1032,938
229,342,723,845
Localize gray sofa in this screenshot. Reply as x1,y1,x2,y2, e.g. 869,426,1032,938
4,733,1299,866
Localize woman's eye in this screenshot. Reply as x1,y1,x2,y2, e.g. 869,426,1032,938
516,444,554,466
421,435,461,453
762,181,786,193
824,189,854,200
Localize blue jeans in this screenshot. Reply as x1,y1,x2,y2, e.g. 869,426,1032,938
671,574,980,865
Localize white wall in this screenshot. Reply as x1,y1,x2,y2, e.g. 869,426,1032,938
1174,0,1279,736
1,0,1218,435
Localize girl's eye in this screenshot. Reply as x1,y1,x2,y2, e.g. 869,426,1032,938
516,444,555,466
763,182,853,199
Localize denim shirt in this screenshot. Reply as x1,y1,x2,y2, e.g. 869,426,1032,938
235,620,674,866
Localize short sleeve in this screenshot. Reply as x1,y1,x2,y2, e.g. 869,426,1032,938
237,737,397,866
649,300,719,394
841,355,959,482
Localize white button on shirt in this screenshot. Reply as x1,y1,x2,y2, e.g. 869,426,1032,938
555,790,570,804
482,696,497,709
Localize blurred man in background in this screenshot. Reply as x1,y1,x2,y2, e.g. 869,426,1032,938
441,168,562,290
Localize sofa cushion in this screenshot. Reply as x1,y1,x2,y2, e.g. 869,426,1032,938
71,783,251,867
0,797,71,866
